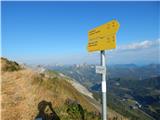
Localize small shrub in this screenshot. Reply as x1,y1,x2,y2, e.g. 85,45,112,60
1,57,21,72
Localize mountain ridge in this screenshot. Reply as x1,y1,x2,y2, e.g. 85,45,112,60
1,57,128,120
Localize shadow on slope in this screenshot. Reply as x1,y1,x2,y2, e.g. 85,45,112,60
35,100,60,120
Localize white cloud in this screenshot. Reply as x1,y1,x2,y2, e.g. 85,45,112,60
106,39,160,64
117,39,160,51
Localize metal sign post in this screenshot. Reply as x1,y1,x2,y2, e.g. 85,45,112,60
101,50,107,120
87,19,120,120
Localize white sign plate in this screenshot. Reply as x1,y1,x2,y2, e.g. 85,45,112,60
102,81,106,92
96,66,106,74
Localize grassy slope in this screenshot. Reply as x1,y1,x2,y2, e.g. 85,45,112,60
1,58,127,120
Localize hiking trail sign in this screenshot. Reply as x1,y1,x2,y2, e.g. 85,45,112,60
87,19,120,52
87,19,120,120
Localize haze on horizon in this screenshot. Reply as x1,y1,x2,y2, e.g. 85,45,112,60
1,1,160,65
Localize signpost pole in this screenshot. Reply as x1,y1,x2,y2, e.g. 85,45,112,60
101,50,107,120
88,19,119,120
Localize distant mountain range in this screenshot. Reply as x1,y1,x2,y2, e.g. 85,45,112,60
108,64,160,80
48,64,160,87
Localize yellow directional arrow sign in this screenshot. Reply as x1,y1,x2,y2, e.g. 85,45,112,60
87,19,120,52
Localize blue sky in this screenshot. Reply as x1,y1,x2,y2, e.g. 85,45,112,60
1,1,160,65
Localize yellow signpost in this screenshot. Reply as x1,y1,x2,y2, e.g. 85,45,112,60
87,19,120,52
87,20,120,120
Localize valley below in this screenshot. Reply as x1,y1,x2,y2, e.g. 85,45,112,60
49,63,160,120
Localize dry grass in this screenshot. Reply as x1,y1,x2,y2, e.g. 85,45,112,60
1,58,128,120
1,68,97,120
